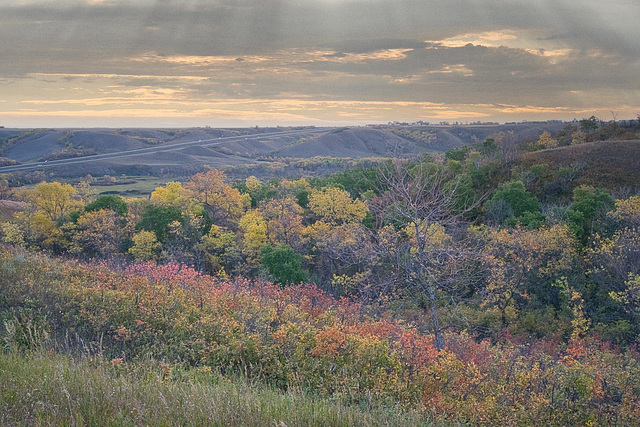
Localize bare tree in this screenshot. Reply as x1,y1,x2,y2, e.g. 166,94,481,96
371,159,484,350
610,110,618,123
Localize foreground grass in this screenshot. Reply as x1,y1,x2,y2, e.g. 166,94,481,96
0,352,430,427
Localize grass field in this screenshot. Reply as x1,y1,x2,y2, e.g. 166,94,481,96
91,176,172,197
0,352,430,427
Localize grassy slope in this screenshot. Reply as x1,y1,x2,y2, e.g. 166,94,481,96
0,200,26,222
277,129,433,158
1,125,551,174
521,140,640,189
0,352,428,427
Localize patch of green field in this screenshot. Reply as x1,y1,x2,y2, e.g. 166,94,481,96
0,352,431,427
92,176,173,197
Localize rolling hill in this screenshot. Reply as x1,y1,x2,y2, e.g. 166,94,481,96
0,123,564,179
521,139,640,190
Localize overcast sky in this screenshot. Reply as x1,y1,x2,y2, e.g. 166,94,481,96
1,0,639,127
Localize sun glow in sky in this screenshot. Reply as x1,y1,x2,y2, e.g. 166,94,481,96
1,0,639,127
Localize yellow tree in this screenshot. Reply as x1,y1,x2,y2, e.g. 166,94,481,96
198,224,241,276
306,220,375,289
150,181,191,208
23,181,82,221
571,130,587,145
0,221,25,247
587,224,640,344
279,177,311,194
537,131,558,149
12,210,66,251
244,175,262,195
305,187,371,287
185,169,247,226
481,224,578,328
74,179,97,204
308,187,367,225
128,230,161,262
70,209,127,258
259,196,306,250
238,209,268,272
608,195,640,228
11,181,81,252
0,176,10,199
609,274,640,326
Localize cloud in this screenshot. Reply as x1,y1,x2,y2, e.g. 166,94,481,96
432,30,520,48
1,0,639,126
492,105,580,115
323,52,347,58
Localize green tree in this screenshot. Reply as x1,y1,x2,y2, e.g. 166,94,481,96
566,185,612,244
309,168,378,199
261,244,308,286
580,116,599,133
481,137,496,155
485,180,541,226
136,204,183,243
445,146,471,162
85,194,128,217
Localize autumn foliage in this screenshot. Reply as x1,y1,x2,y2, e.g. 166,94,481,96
3,136,640,423
1,246,638,425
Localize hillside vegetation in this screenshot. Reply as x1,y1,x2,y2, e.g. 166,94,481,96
2,118,640,424
1,247,639,425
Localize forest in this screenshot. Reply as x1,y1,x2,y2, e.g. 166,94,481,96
1,120,640,425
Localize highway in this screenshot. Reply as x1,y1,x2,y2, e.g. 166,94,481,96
0,128,329,173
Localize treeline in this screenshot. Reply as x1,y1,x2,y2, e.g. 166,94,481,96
1,135,640,349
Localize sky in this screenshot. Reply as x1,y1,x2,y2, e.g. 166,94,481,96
1,0,639,128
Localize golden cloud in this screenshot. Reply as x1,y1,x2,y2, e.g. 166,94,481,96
428,64,474,77
493,104,578,114
429,30,519,48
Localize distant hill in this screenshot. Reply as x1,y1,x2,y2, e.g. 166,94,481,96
276,128,436,158
521,140,640,190
0,123,566,178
